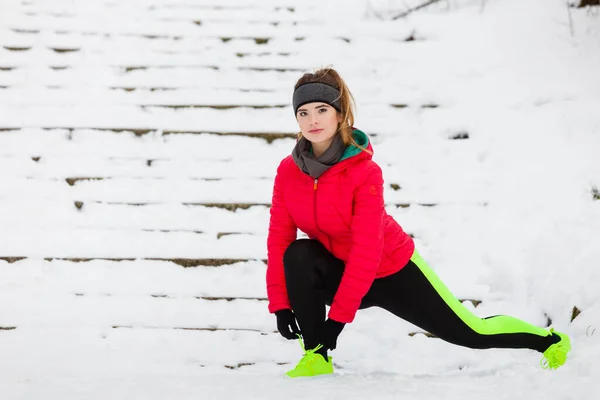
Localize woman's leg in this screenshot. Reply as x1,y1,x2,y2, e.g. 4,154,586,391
283,239,345,355
368,249,559,352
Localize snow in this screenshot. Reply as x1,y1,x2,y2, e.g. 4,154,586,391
1,0,600,398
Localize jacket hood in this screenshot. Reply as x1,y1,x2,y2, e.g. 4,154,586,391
340,128,372,162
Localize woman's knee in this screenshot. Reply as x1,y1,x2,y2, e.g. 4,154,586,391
283,239,323,271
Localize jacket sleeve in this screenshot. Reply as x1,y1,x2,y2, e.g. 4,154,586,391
328,163,385,323
266,161,298,314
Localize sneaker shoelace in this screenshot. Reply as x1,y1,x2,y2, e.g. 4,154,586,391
540,330,567,369
296,334,324,367
541,346,567,369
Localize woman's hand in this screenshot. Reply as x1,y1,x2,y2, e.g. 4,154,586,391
323,318,346,350
275,309,301,340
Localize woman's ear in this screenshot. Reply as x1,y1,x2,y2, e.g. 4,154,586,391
337,112,343,123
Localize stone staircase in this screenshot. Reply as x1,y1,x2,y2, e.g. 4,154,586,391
4,0,594,365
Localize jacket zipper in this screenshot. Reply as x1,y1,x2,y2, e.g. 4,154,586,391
313,178,333,251
313,179,319,231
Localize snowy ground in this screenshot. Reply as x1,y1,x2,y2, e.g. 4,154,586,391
1,0,600,399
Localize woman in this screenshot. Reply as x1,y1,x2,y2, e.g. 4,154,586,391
265,67,571,378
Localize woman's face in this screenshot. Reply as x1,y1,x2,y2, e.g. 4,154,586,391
296,102,342,145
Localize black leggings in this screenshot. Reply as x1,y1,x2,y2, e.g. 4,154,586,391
283,239,558,353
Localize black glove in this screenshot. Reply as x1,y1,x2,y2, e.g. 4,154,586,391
323,318,345,350
275,309,301,340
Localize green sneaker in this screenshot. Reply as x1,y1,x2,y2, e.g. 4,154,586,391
540,328,571,370
286,336,333,378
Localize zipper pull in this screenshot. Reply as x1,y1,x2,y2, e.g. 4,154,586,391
314,178,318,190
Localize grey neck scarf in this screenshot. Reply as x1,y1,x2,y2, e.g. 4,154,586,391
291,133,346,179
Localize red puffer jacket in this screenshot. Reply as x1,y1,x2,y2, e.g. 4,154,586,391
266,130,415,323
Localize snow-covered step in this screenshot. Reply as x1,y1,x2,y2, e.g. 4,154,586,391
0,157,279,179
0,53,430,79
1,6,313,30
0,258,268,296
0,227,265,259
0,8,416,40
0,24,374,47
0,223,263,243
1,31,219,53
0,27,417,60
0,290,273,330
0,257,265,267
0,104,301,133
0,87,292,107
0,199,271,233
0,129,296,157
0,176,274,202
0,324,302,373
0,128,298,146
0,50,315,72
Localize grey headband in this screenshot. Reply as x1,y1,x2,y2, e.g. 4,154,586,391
292,82,341,114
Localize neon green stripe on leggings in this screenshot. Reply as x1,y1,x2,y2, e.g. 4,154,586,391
410,249,550,337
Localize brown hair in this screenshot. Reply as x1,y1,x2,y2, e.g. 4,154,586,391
294,67,371,154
